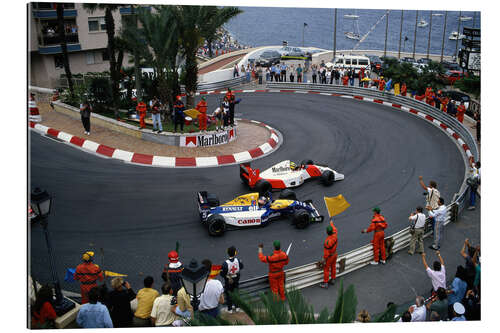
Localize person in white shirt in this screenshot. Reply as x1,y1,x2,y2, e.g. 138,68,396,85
408,206,426,255
427,197,447,250
198,259,224,318
150,283,179,327
421,251,446,293
408,296,426,321
467,159,481,210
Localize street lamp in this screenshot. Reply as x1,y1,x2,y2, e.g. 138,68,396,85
31,188,75,316
180,258,209,311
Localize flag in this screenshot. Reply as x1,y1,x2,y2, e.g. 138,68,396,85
304,22,308,27
324,195,350,217
64,268,76,282
385,79,393,91
105,270,128,277
209,265,222,279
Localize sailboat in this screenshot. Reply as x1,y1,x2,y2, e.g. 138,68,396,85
345,11,360,40
344,13,360,19
417,19,428,27
432,13,444,17
459,16,472,21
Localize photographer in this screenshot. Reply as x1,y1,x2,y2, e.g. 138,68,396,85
418,176,440,231
408,206,426,255
108,277,136,328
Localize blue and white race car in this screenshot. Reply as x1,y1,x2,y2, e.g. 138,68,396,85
197,190,324,236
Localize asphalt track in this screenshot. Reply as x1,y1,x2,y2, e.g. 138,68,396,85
29,92,465,292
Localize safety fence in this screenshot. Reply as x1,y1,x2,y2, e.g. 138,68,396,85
237,81,477,298
181,76,247,94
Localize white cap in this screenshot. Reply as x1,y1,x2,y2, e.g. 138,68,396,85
453,302,465,315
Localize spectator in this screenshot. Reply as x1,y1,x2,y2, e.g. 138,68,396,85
311,65,317,83
296,64,303,83
472,245,481,292
421,251,446,293
280,63,287,82
334,68,340,84
150,283,180,327
171,284,193,325
464,288,480,320
150,96,162,133
133,276,159,327
426,197,447,250
221,246,243,313
289,65,295,82
429,311,441,321
76,287,113,328
198,259,225,318
400,311,412,322
447,266,468,318
473,111,480,143
348,68,354,86
233,64,239,78
450,302,466,321
173,96,185,133
74,251,103,304
355,309,370,322
108,277,136,328
257,65,263,84
460,238,478,289
161,251,184,295
265,67,271,81
426,287,448,321
408,296,426,321
245,65,251,83
79,100,92,136
31,285,57,329
467,159,481,210
325,68,331,85
408,206,426,255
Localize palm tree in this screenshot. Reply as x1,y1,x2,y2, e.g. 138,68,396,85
56,3,74,97
83,3,124,119
174,5,242,108
190,279,359,325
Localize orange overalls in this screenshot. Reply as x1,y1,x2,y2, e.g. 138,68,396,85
136,102,147,128
378,79,386,91
258,250,289,300
425,87,435,106
366,214,388,263
74,262,104,303
457,104,466,123
342,75,349,86
196,100,208,131
401,83,407,96
323,224,338,283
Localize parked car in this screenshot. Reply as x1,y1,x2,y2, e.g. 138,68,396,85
400,57,416,63
366,54,382,72
256,50,281,67
442,90,471,115
440,60,461,71
441,70,467,85
417,57,432,65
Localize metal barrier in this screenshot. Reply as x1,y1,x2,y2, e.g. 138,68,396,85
181,76,247,93
238,81,476,298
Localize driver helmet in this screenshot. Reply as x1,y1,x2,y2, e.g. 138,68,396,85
290,161,296,170
258,196,268,206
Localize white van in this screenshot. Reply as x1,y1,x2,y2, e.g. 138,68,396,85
333,55,371,76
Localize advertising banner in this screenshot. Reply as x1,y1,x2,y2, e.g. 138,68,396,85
180,128,236,147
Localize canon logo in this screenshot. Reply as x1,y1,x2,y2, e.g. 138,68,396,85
237,218,261,225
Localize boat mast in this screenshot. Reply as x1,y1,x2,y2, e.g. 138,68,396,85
427,11,433,59
333,8,337,61
384,10,389,57
413,10,418,59
398,10,403,59
440,11,448,62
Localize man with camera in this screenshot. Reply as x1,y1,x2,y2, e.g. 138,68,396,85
408,206,426,255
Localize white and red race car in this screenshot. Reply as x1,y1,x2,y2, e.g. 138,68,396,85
240,159,344,194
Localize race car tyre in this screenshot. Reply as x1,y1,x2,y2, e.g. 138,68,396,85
300,159,314,166
279,189,297,200
207,193,220,207
293,210,311,229
321,170,335,186
207,214,226,236
255,179,272,195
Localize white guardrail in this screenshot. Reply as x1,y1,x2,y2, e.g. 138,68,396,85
238,82,475,298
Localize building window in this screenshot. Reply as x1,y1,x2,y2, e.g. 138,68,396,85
102,49,110,61
88,17,106,32
86,52,96,65
54,54,64,69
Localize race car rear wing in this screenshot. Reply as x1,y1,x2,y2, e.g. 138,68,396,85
239,163,260,187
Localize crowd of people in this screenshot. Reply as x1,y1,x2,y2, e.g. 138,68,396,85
197,28,250,58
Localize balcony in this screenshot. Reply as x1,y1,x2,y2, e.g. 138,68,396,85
39,33,80,46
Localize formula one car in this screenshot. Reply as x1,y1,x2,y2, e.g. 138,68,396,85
240,160,344,194
197,191,324,236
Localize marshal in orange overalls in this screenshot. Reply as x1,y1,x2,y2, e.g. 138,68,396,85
378,78,386,91
323,224,338,283
258,245,289,301
401,83,407,96
74,254,104,304
136,101,147,129
364,211,388,263
196,99,208,131
457,104,466,123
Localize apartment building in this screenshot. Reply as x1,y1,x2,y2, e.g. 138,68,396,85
29,2,134,88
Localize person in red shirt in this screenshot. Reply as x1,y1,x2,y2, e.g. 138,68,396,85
258,240,289,301
31,285,57,328
378,77,386,91
196,96,208,132
361,207,388,265
342,74,349,86
457,101,466,123
401,82,407,96
74,251,104,303
136,100,147,129
320,222,338,289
